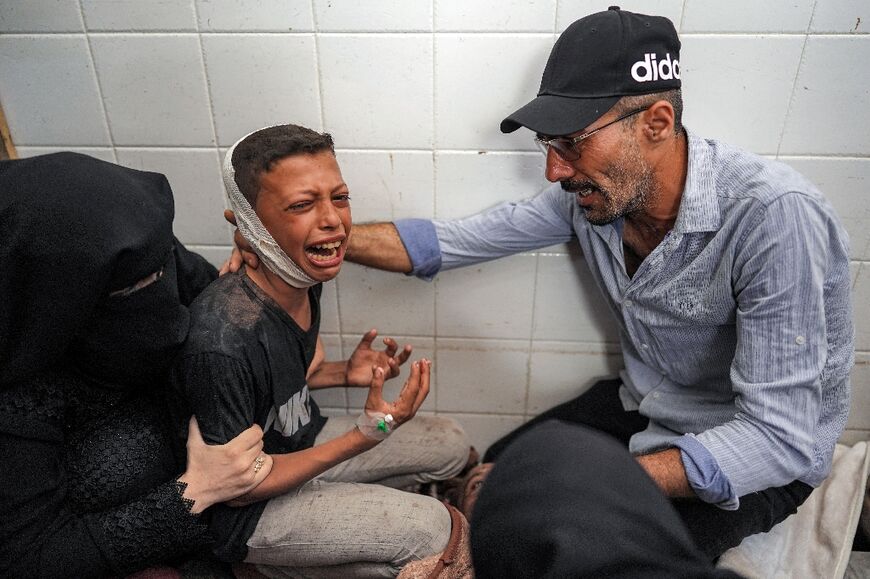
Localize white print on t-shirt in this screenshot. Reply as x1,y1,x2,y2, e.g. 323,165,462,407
264,384,312,437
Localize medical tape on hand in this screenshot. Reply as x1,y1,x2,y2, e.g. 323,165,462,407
355,411,395,441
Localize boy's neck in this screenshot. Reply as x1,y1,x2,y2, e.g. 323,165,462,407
245,264,312,329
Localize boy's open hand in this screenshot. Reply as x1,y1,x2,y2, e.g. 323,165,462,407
346,329,412,387
364,359,430,429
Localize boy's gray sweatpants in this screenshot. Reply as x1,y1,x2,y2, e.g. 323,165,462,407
245,415,470,578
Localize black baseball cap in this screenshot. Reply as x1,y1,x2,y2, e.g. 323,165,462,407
501,6,681,136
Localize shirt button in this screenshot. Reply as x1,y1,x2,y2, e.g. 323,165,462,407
795,335,806,345
624,299,633,308
641,343,649,349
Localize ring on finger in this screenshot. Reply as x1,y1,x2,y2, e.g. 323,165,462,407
253,454,266,474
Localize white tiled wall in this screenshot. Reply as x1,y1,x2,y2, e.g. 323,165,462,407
201,33,321,146
81,0,198,31
435,34,553,151
3,0,868,450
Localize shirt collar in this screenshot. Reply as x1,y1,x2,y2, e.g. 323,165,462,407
673,130,721,234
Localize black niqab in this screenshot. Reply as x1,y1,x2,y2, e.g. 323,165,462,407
0,152,200,389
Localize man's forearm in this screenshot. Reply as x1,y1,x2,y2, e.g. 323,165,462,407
635,447,695,498
346,222,413,273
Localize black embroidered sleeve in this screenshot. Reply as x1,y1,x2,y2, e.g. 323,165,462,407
0,377,213,579
95,478,213,576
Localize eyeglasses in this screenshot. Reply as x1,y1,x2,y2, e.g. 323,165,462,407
533,108,647,162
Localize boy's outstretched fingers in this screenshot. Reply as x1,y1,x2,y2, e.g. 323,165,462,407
395,343,413,366
412,359,430,411
402,361,422,401
394,361,426,421
349,329,413,383
387,357,400,375
366,365,386,404
363,361,430,429
383,336,398,357
382,337,412,363
360,328,378,347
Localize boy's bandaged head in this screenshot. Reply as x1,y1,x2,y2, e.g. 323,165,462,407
223,128,318,289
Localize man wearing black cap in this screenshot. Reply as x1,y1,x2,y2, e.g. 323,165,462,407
232,6,853,563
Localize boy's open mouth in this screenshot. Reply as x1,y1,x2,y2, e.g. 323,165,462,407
305,240,342,262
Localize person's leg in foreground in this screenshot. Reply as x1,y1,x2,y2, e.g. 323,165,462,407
470,420,744,578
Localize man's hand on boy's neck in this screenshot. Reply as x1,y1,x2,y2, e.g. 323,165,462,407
244,263,313,330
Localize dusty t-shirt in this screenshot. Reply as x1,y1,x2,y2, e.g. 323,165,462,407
171,270,326,562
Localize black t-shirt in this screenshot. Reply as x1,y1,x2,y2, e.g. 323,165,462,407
171,270,327,562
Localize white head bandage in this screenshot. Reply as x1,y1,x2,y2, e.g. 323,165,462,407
223,130,317,289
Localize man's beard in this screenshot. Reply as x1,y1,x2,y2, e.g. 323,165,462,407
560,141,656,226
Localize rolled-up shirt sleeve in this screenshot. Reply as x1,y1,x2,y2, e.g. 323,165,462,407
674,434,738,509
394,218,443,280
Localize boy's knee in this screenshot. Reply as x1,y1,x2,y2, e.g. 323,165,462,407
395,496,452,564
416,416,471,479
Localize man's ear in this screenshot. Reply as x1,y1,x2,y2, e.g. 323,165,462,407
642,100,675,143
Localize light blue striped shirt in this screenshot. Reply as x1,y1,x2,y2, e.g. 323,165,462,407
395,133,853,509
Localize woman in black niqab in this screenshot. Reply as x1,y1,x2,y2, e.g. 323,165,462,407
0,153,267,578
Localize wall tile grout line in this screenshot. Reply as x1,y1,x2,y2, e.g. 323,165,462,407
552,0,559,34
311,0,327,132
311,0,347,411
5,30,869,37
430,0,440,412
191,1,218,150
76,0,117,161
188,0,227,234
522,253,541,420
775,1,818,159
17,144,870,160
678,0,688,32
